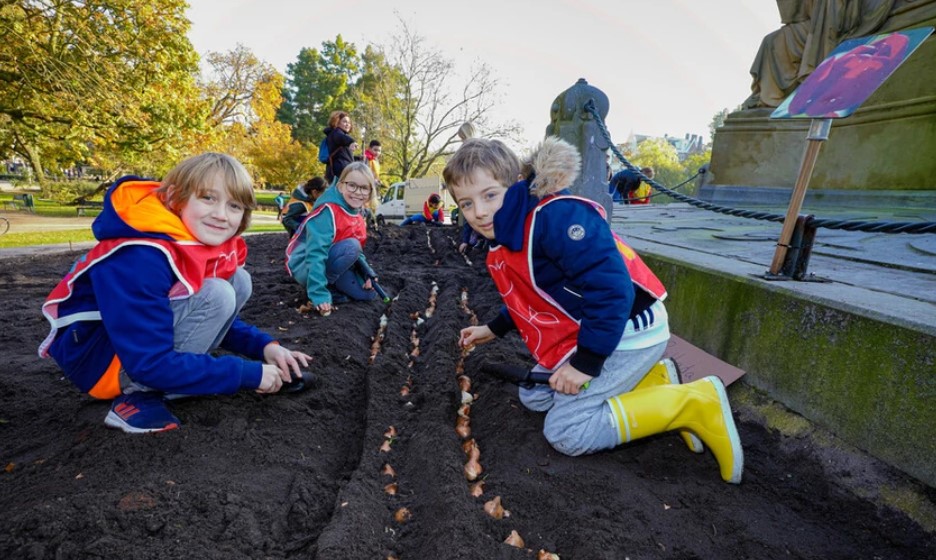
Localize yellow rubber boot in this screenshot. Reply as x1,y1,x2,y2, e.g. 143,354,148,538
607,376,743,484
634,359,705,454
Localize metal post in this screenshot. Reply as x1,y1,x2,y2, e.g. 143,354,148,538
769,118,832,275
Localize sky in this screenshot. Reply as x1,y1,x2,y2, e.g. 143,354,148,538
184,0,781,149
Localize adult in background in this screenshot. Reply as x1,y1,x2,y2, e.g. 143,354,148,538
610,166,655,205
281,177,327,237
323,111,358,183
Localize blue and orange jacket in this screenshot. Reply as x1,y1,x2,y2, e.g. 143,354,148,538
38,177,273,399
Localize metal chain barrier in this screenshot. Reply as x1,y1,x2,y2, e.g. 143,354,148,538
585,100,936,235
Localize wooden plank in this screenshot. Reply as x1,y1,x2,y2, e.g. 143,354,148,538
663,335,746,386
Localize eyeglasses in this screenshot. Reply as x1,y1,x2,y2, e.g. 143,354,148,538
341,181,372,196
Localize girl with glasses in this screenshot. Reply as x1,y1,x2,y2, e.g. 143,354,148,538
286,162,381,316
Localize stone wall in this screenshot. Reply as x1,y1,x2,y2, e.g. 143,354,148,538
642,252,936,487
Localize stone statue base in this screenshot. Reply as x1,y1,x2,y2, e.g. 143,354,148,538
709,1,936,204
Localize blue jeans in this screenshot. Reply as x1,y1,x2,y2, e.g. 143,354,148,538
519,340,668,457
401,214,429,226
121,267,252,394
326,238,377,301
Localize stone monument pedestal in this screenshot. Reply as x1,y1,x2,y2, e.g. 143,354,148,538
707,1,936,208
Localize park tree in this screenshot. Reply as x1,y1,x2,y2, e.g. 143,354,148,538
631,137,682,193
679,148,712,197
352,45,406,184
245,71,318,189
373,20,521,180
202,44,275,128
0,0,206,185
277,35,360,145
196,47,318,189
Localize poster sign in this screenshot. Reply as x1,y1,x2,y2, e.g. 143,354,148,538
771,27,933,119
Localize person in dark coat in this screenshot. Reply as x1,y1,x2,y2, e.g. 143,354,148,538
323,111,358,183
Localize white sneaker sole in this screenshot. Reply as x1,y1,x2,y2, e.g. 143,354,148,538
104,411,180,434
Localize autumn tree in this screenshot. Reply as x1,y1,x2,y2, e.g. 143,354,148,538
195,46,317,189
630,138,682,193
0,0,206,184
351,45,406,185
245,72,318,189
679,149,712,197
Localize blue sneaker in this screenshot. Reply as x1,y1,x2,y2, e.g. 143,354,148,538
104,393,180,434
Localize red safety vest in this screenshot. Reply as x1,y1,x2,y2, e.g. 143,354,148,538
285,202,367,273
486,195,665,369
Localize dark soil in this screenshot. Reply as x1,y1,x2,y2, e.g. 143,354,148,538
1,226,933,560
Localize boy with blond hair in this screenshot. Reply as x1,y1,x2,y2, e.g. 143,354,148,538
40,153,311,433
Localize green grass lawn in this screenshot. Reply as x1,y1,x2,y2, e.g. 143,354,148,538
0,213,283,249
0,190,284,249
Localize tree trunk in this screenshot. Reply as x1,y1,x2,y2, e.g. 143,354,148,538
14,131,46,186
24,144,46,187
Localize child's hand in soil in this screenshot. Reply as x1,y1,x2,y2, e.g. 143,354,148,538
263,343,311,382
460,325,494,348
257,364,285,393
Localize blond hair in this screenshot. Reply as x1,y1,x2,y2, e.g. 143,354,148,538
158,153,256,236
442,138,520,194
338,161,377,204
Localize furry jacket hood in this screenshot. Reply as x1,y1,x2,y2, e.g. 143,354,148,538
522,135,582,198
494,136,582,251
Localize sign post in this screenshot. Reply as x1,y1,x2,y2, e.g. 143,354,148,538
766,26,933,278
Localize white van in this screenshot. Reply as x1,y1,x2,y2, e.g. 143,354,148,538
375,177,453,225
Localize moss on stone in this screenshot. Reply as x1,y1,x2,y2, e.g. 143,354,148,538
643,254,936,487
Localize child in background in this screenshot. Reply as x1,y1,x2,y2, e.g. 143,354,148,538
400,193,445,226
282,176,327,236
446,137,743,484
273,190,289,220
39,153,311,434
458,220,486,254
610,166,655,205
364,140,383,188
286,162,379,316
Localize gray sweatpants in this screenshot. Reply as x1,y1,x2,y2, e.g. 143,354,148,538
121,267,252,394
519,334,669,456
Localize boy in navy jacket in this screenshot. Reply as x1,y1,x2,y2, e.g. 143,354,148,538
446,137,743,483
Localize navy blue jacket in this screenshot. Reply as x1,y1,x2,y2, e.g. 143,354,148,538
488,180,638,376
324,126,355,181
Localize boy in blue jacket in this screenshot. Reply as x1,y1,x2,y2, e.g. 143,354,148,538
39,153,311,434
447,137,743,483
